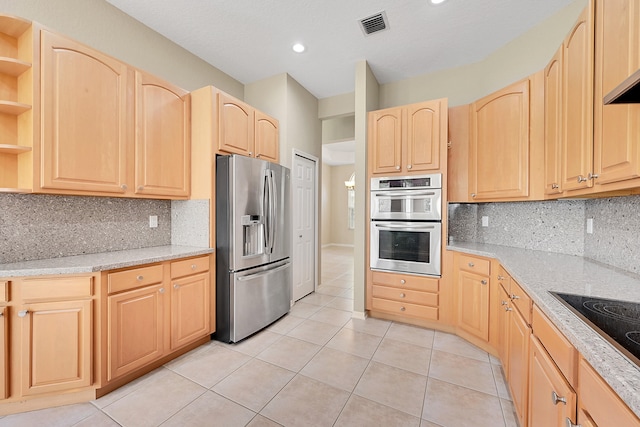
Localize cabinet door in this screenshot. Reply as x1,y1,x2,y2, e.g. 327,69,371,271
470,79,530,200
498,285,511,373
134,71,190,197
0,306,7,400
577,408,597,427
218,92,254,157
406,100,442,172
593,0,640,185
108,284,166,381
447,105,470,202
20,300,92,396
255,111,279,163
561,3,595,192
457,270,489,341
528,336,577,427
508,307,530,427
170,272,209,349
544,45,563,195
41,30,130,194
369,107,402,175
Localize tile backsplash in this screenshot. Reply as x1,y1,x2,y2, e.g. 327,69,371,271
448,195,640,275
0,193,171,264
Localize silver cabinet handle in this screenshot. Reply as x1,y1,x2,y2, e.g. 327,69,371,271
137,275,144,281
137,186,144,191
551,183,559,189
18,309,29,318
471,193,476,198
510,294,520,300
504,306,512,312
399,293,406,298
565,418,580,427
400,306,406,312
501,300,508,306
159,288,165,294
407,164,412,169
256,154,262,158
577,175,588,183
480,280,487,285
249,151,253,156
121,184,128,190
497,275,505,280
588,173,598,180
191,264,197,270
400,279,406,284
552,391,567,405
395,166,400,170
173,283,180,289
468,262,474,267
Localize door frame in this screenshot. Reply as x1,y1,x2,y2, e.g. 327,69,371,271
291,149,319,301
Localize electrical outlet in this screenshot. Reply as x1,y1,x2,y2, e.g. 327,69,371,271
586,218,594,234
149,215,158,228
481,216,489,227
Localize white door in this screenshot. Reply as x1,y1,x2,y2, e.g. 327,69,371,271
292,153,317,301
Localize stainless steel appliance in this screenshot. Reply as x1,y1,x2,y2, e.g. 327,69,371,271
216,154,291,343
370,174,442,276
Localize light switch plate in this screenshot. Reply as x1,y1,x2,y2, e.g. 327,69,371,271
481,216,489,227
149,215,158,228
586,218,593,234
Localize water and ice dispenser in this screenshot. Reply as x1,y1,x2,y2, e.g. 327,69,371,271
241,215,264,257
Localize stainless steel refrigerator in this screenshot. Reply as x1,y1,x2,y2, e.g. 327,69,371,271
215,154,291,343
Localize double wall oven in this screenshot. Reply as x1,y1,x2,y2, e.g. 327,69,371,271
370,174,442,276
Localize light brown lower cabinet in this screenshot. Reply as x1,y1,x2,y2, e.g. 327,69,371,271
528,335,577,427
507,303,530,427
170,272,210,349
0,305,8,400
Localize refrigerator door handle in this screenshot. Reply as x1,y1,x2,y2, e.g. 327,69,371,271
263,172,271,254
269,170,277,253
236,262,290,281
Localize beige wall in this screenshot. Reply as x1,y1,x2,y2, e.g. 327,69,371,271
328,165,355,246
318,92,355,119
0,0,243,96
321,163,332,246
322,116,355,143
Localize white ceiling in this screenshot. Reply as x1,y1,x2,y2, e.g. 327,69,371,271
105,0,573,99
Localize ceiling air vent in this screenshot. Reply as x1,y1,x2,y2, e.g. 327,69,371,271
360,11,389,36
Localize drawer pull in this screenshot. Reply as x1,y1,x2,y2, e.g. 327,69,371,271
480,280,487,285
395,166,400,170
501,300,508,306
400,279,406,284
504,306,512,312
510,294,520,300
191,264,197,270
497,275,505,280
468,262,474,267
174,283,180,289
399,293,406,298
400,306,406,312
159,288,165,294
18,309,29,318
137,275,144,281
565,418,580,427
552,391,567,405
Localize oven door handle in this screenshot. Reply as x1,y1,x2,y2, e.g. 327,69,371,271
373,191,438,197
374,223,438,230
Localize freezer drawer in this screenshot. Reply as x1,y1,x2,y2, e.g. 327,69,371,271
224,260,291,343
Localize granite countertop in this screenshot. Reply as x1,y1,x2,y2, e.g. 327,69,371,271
447,241,640,419
0,245,214,277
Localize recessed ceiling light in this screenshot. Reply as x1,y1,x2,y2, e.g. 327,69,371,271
430,0,447,4
292,43,305,53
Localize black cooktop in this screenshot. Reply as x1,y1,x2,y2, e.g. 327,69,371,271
550,292,640,367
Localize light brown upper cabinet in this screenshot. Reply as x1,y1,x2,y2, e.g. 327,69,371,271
470,78,531,200
218,92,280,163
369,99,445,176
447,104,470,202
561,2,595,193
40,30,130,195
593,0,640,187
544,46,564,196
134,71,190,197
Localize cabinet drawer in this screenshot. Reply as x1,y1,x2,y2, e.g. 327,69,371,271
510,279,532,324
170,255,209,279
578,357,640,427
20,276,93,301
372,285,438,306
532,305,577,388
0,281,7,303
458,254,490,276
371,271,438,292
108,264,163,294
372,297,438,320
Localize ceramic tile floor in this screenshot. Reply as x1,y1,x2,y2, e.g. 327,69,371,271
0,246,518,427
